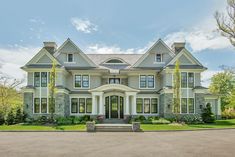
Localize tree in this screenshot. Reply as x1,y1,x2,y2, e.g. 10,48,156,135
0,112,4,125
215,0,235,47
48,60,57,121
15,108,23,124
0,73,23,116
201,104,215,123
6,110,15,125
209,71,234,110
173,60,181,121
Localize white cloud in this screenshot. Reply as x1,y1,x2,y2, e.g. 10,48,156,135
201,70,222,87
0,46,40,85
71,18,98,34
164,29,231,52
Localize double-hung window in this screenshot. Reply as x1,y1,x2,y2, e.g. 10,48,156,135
181,72,194,88
136,98,158,114
181,72,187,88
67,54,73,62
188,73,194,88
41,72,47,87
71,98,92,114
34,98,40,113
140,75,154,88
34,72,40,87
75,75,89,88
156,54,162,62
34,98,48,114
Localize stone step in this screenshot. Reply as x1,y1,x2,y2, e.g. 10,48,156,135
95,124,133,132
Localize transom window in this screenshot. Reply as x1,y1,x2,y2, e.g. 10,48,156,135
109,78,120,84
140,75,154,88
67,54,73,62
74,75,89,88
136,98,158,114
155,54,162,62
34,72,49,87
71,98,92,114
181,72,194,88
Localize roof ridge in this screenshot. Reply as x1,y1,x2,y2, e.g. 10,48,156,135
86,53,143,55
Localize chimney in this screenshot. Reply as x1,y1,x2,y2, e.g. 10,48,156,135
43,42,57,54
171,42,185,54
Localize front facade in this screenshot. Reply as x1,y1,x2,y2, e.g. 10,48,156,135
22,38,221,120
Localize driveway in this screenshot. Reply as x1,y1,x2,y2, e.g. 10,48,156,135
0,130,235,157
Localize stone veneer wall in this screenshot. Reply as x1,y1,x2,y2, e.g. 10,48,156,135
195,93,205,114
55,92,70,117
23,92,34,118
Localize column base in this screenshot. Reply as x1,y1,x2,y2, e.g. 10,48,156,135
124,114,132,123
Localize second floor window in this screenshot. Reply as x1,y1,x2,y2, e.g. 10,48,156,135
75,75,89,88
67,54,73,62
181,72,194,88
156,54,162,62
140,75,154,88
109,78,120,84
34,72,48,87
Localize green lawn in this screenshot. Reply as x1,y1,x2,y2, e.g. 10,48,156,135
0,124,86,131
141,119,235,131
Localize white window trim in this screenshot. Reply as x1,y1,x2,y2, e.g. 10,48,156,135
65,53,75,63
70,97,92,115
155,53,163,62
73,74,90,89
139,74,155,89
136,97,159,115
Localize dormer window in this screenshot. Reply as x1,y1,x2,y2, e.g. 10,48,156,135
155,54,162,62
67,54,73,62
106,59,123,64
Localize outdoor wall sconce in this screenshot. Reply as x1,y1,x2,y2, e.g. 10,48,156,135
167,104,171,109
26,104,29,109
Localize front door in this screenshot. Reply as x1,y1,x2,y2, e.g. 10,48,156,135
105,95,124,119
111,96,118,118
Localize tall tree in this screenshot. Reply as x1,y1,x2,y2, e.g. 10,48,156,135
173,60,181,118
49,60,56,120
209,71,234,110
215,0,235,47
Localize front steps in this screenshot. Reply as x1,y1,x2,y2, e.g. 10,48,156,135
95,124,133,132
102,119,126,124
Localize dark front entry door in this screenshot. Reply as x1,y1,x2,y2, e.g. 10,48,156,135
111,96,118,118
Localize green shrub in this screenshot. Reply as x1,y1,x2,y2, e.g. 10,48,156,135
134,115,146,122
6,110,15,125
179,114,203,124
201,105,215,123
15,108,23,124
56,117,73,125
0,112,4,125
222,108,235,119
73,117,82,124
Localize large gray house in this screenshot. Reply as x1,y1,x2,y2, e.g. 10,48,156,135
22,38,221,120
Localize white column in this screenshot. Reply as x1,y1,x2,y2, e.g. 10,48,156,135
92,94,97,115
99,92,104,115
125,93,130,115
132,94,137,115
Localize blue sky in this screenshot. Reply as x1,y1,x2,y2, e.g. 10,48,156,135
0,0,234,86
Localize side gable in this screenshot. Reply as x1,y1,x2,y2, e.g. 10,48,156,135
25,48,60,65
167,48,203,66
132,39,175,68
54,38,97,67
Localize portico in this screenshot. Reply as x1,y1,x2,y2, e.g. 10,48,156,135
88,84,139,119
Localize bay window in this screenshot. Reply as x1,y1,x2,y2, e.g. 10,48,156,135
34,72,49,87
181,72,187,88
151,98,158,113
188,73,194,88
188,98,195,113
34,72,40,87
41,98,47,113
79,98,85,113
144,98,150,113
71,98,92,114
71,98,78,113
86,98,92,113
181,98,187,113
136,98,143,113
136,98,158,114
34,98,40,113
41,72,47,87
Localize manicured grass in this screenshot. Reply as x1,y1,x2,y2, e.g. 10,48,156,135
141,119,235,131
0,124,86,131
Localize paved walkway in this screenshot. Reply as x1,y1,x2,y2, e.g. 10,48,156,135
0,130,235,157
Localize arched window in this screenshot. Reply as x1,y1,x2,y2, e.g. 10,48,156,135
105,59,123,64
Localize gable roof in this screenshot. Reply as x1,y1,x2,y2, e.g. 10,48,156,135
25,48,61,66
167,48,203,66
132,39,175,67
54,38,97,67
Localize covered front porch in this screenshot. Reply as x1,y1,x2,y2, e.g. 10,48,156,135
88,84,140,119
